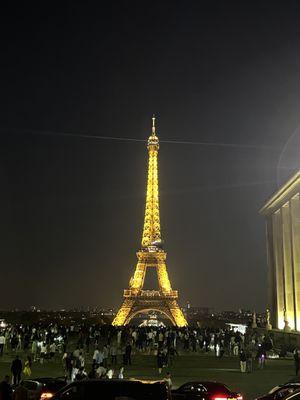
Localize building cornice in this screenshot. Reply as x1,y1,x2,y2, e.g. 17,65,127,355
260,169,300,215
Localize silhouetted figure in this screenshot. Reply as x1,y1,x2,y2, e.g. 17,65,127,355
294,349,300,375
125,343,132,365
11,356,22,385
0,375,12,400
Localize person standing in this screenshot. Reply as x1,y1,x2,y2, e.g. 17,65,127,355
0,333,5,356
239,349,247,373
157,349,164,374
96,363,106,379
11,356,22,385
294,349,300,375
164,372,172,390
50,342,56,360
31,340,38,362
75,367,87,381
246,348,253,373
118,366,124,379
0,375,12,400
106,366,114,379
40,343,47,364
233,342,239,356
92,348,100,364
125,343,132,366
257,345,266,369
117,330,122,347
78,352,85,369
23,356,32,378
103,345,109,368
110,344,117,366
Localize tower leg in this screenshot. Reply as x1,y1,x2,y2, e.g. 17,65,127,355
157,262,172,292
112,300,134,326
167,300,188,327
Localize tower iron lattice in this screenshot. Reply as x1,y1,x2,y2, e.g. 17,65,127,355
112,117,187,327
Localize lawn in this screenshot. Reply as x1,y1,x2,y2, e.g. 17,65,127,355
0,351,294,400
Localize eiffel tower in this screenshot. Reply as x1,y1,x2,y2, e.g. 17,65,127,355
112,117,187,327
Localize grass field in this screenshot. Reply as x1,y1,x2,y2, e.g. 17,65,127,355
0,351,295,400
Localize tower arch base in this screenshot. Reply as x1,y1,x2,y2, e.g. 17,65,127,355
112,297,187,327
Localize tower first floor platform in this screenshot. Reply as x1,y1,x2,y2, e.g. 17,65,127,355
260,170,300,331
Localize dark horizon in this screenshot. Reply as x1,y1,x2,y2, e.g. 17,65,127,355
1,1,300,311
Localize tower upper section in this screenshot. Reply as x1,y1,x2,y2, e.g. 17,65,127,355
141,116,162,248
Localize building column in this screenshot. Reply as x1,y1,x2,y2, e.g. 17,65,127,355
290,194,300,331
282,202,295,329
272,210,285,329
266,217,277,327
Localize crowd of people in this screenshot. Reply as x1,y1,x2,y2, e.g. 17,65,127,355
0,322,276,398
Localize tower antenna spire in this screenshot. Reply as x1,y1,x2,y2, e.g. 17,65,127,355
152,114,156,135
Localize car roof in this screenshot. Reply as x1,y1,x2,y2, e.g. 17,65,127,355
285,384,300,387
79,379,164,384
180,381,228,386
23,377,66,383
55,379,168,395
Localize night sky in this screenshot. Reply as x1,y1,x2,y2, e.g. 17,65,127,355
1,1,300,311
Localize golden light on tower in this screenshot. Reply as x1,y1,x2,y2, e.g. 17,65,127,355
112,117,187,327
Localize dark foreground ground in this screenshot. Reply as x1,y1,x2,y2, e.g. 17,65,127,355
0,351,294,399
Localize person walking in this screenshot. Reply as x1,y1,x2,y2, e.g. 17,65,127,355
0,375,12,400
239,349,247,373
11,356,22,385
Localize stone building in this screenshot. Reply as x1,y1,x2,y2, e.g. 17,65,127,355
260,170,300,331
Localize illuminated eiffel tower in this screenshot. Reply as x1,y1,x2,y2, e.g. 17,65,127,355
112,117,187,327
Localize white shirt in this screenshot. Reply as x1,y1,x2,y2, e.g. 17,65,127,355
107,369,114,379
93,349,99,360
0,336,5,344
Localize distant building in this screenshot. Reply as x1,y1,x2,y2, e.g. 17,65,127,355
260,171,300,331
186,307,213,317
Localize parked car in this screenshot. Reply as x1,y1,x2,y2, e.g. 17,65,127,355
18,377,67,400
255,383,300,400
171,381,242,400
52,379,171,400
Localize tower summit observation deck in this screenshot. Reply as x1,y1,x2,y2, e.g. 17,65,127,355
112,117,187,327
